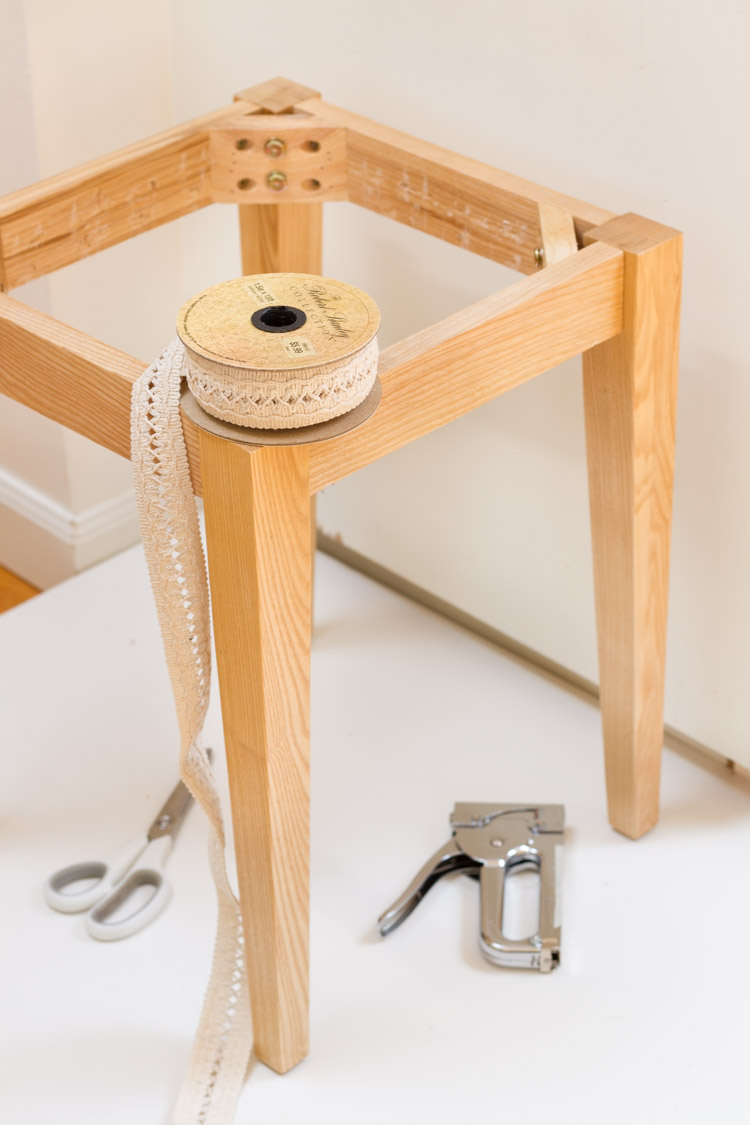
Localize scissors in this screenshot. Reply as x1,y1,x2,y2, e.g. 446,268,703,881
44,771,198,942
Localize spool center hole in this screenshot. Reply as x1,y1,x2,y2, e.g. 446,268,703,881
260,306,297,327
251,305,307,333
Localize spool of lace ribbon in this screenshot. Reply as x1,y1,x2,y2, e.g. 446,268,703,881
177,273,380,430
132,274,380,1125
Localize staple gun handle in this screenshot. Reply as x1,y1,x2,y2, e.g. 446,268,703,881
377,839,476,936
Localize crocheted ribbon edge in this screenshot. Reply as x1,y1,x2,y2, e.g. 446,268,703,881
131,339,253,1125
183,337,379,429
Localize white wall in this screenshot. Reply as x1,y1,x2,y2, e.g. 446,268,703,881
3,1,749,765
167,0,750,766
0,0,65,584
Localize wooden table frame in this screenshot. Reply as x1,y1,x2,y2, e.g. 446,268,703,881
0,76,682,1075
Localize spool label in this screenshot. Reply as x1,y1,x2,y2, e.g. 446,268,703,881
291,280,351,343
245,280,280,306
281,337,316,359
178,272,380,371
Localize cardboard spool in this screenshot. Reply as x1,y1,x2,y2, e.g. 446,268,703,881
177,273,381,437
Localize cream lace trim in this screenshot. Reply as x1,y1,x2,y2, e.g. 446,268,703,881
183,337,379,429
131,339,253,1124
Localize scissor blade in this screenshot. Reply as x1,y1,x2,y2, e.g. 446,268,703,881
146,748,213,840
147,778,193,840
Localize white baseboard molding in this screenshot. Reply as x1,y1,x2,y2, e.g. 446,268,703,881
0,465,140,589
318,531,747,783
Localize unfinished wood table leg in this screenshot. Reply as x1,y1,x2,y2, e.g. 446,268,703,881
237,201,323,588
238,201,323,276
200,431,312,1073
582,213,682,840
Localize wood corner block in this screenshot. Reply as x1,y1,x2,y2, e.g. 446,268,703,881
209,115,347,204
538,203,579,266
234,77,322,114
583,212,682,256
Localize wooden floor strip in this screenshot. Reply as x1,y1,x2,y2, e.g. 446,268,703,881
0,566,39,613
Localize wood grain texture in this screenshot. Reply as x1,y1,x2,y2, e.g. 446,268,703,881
238,201,323,275
582,213,682,839
237,171,324,619
308,241,623,491
0,566,38,613
200,434,312,1073
234,76,321,114
0,292,142,457
538,203,579,266
0,102,256,291
0,292,205,495
296,98,616,273
211,116,346,203
0,242,620,504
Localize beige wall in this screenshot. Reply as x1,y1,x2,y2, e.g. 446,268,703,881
0,2,61,500
0,0,180,585
23,0,184,516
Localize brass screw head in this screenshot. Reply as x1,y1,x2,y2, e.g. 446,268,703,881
534,247,545,267
267,170,287,192
264,136,286,158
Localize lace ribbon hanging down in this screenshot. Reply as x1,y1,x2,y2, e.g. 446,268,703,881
131,274,379,1123
132,339,252,1124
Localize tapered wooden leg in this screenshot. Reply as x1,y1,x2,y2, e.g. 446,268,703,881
200,431,312,1072
237,200,323,593
238,201,323,275
582,213,682,839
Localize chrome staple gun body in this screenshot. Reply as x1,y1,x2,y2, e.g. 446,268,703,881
378,803,564,972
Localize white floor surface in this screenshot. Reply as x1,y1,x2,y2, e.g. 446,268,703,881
2,543,749,1124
